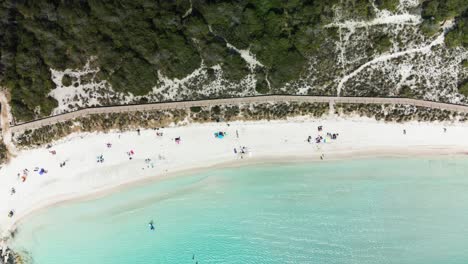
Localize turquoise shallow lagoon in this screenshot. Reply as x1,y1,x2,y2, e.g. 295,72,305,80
11,157,468,264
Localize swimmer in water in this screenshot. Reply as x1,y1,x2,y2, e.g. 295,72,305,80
149,220,155,231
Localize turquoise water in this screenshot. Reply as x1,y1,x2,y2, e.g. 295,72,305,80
11,158,468,264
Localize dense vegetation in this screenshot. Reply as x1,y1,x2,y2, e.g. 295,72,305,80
336,103,464,122
445,12,468,48
0,141,7,164
459,80,468,96
0,0,388,121
0,0,467,122
421,0,467,41
375,0,399,12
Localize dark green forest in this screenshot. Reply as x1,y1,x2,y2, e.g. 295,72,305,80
0,0,466,121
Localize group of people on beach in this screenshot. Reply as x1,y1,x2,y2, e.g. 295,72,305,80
154,127,164,137
126,150,135,160
143,158,154,169
5,122,344,223
8,188,16,218
5,122,330,222
8,163,52,219
307,125,339,144
5,127,171,221
97,155,105,163
233,146,249,159
305,125,341,160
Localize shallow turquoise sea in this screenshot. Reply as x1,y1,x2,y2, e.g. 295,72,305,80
11,158,468,264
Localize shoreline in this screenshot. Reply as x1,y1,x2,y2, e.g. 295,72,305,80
2,116,468,249
9,149,468,232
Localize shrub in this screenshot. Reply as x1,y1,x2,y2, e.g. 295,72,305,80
190,106,202,113
445,14,468,48
373,34,392,53
375,0,399,12
62,75,73,86
458,80,468,96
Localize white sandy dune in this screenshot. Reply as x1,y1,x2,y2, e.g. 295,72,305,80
1,116,468,243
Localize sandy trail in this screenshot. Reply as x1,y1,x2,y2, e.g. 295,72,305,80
336,28,448,96
0,90,17,159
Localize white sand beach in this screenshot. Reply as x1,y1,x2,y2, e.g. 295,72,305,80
1,116,468,244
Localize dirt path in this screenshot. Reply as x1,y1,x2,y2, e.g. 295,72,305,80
8,95,468,134
335,20,454,96
0,90,17,159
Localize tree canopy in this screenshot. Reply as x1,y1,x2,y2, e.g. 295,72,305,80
0,0,466,121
